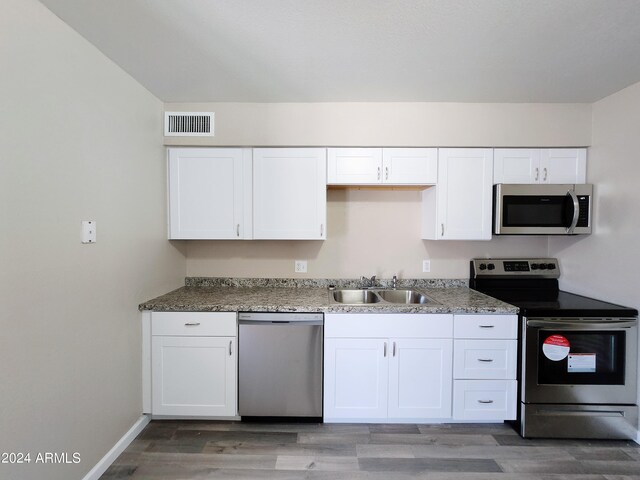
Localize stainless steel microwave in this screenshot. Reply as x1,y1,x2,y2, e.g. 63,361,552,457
494,184,593,235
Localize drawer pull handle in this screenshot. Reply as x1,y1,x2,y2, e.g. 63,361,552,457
184,322,200,326
479,325,495,328
478,358,494,362
229,340,233,356
478,399,494,404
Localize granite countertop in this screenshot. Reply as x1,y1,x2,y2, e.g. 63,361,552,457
139,278,518,315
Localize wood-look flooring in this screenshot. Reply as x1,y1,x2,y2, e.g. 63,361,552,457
101,420,640,479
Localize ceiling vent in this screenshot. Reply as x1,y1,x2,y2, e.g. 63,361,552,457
164,112,214,136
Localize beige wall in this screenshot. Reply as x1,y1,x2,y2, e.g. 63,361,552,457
0,1,185,479
165,102,592,147
186,188,548,279
172,101,591,279
176,100,590,279
549,81,640,309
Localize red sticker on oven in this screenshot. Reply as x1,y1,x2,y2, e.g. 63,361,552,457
542,335,570,361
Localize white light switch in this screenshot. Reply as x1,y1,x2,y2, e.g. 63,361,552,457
82,221,96,244
294,260,307,273
422,259,431,272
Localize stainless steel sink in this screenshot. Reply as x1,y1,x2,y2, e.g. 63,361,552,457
329,288,436,305
331,289,381,304
376,289,430,304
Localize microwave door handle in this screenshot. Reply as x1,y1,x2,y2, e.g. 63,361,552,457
566,189,580,234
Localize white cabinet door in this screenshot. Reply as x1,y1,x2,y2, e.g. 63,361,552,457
422,148,493,240
327,148,437,185
324,338,389,420
540,148,587,184
388,338,452,419
152,336,236,416
494,149,540,184
168,148,251,239
494,148,586,184
382,148,438,184
327,148,382,184
253,148,327,239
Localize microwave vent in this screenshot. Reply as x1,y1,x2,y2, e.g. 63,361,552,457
164,112,214,136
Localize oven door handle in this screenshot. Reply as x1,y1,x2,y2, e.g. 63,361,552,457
527,319,637,329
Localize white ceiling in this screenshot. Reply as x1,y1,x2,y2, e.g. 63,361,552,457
39,0,640,103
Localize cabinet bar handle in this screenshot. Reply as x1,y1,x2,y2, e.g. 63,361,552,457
377,166,381,180
535,167,539,181
184,322,200,326
478,358,494,362
441,223,444,237
385,166,389,180
392,341,396,357
229,340,232,356
320,224,324,237
383,342,387,357
479,325,495,328
543,167,548,182
478,399,494,404
236,224,240,237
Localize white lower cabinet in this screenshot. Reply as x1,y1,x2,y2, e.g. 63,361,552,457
149,312,237,417
324,313,453,422
453,314,518,421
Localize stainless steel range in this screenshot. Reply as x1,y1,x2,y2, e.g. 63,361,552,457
470,258,638,439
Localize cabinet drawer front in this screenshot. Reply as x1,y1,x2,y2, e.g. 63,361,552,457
453,380,516,421
454,314,517,339
325,313,453,338
454,340,517,379
152,312,236,336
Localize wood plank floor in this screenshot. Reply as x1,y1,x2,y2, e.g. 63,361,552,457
101,421,640,479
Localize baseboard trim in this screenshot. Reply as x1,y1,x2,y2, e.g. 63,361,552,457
82,414,150,480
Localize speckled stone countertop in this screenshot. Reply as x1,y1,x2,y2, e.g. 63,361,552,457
139,278,518,314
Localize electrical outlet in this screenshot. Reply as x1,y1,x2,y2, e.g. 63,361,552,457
81,220,96,244
294,260,307,273
422,259,431,273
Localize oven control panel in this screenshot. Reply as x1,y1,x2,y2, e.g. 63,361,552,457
471,258,560,278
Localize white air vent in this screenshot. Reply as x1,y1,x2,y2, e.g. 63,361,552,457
164,112,214,136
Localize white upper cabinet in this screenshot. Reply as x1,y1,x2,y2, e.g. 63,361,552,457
253,148,327,240
168,148,251,239
422,148,493,240
327,148,382,184
494,148,586,184
383,148,438,184
327,148,437,185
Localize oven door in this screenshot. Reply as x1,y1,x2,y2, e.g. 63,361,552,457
522,317,637,404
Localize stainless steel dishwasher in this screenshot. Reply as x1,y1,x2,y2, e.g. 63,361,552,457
238,312,323,420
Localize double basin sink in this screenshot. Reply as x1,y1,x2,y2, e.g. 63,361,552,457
330,288,436,305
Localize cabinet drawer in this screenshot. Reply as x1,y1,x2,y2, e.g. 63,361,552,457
453,380,516,421
151,312,236,336
454,314,517,339
454,340,517,379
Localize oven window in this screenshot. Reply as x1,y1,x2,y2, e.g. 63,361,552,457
503,195,571,227
537,331,625,385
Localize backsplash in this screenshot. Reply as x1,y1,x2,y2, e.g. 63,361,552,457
185,277,468,288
